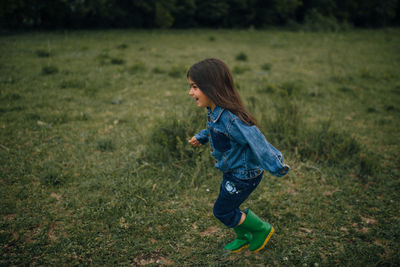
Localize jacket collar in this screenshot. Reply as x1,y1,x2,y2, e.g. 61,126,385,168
208,106,225,123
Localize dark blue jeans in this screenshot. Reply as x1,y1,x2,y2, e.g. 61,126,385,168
213,171,263,228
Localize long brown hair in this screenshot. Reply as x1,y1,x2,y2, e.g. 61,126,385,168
187,58,257,126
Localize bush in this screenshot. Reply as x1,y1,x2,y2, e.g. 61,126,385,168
303,9,351,32
41,65,59,75
235,52,248,61
264,100,303,148
117,43,128,49
36,49,51,57
261,63,272,71
154,1,174,28
144,108,207,163
298,121,361,166
279,81,304,97
152,66,166,74
358,152,380,179
263,100,378,173
110,58,125,65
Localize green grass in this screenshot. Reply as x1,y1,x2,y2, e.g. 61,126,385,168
1,29,399,266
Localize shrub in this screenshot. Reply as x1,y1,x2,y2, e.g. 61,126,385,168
263,100,375,171
144,108,206,163
97,138,115,152
358,152,380,179
117,43,128,49
339,86,353,93
385,105,395,112
154,1,174,28
303,9,350,32
235,52,248,61
110,58,125,65
298,122,361,166
152,66,166,74
41,65,59,75
264,100,303,148
36,49,50,57
261,63,272,71
279,81,304,97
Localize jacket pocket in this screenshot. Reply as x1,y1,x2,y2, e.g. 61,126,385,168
210,128,231,152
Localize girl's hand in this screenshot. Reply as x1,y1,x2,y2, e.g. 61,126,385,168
280,164,290,176
188,136,202,147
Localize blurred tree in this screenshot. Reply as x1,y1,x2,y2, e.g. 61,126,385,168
226,0,257,27
0,0,33,29
109,0,152,28
0,0,399,29
253,0,301,26
172,0,197,28
195,0,230,27
0,0,71,29
154,0,175,28
299,0,399,27
79,0,118,28
274,0,302,24
351,0,399,27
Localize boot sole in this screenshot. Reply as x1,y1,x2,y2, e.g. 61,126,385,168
231,243,249,253
252,227,275,253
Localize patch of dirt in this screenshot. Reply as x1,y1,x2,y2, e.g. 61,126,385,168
199,226,219,237
131,252,174,266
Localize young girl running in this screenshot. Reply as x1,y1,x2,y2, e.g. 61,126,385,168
187,58,290,253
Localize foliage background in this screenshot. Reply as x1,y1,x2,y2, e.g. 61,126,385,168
1,0,400,30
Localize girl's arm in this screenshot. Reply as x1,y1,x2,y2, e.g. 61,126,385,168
193,129,209,145
229,119,289,177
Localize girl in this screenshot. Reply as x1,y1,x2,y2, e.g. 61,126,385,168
187,58,290,253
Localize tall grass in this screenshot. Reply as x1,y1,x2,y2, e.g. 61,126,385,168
263,96,379,178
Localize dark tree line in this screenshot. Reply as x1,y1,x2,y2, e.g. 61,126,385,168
1,0,399,30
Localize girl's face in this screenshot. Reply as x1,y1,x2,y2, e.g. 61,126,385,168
188,77,215,110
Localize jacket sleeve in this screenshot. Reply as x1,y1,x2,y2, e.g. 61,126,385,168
194,129,209,145
229,118,289,177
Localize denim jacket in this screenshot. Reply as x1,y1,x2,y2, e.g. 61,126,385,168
194,106,289,179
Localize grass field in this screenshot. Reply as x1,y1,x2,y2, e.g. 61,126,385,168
1,28,399,266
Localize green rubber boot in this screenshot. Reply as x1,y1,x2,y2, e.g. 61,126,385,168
241,209,274,252
223,225,252,253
